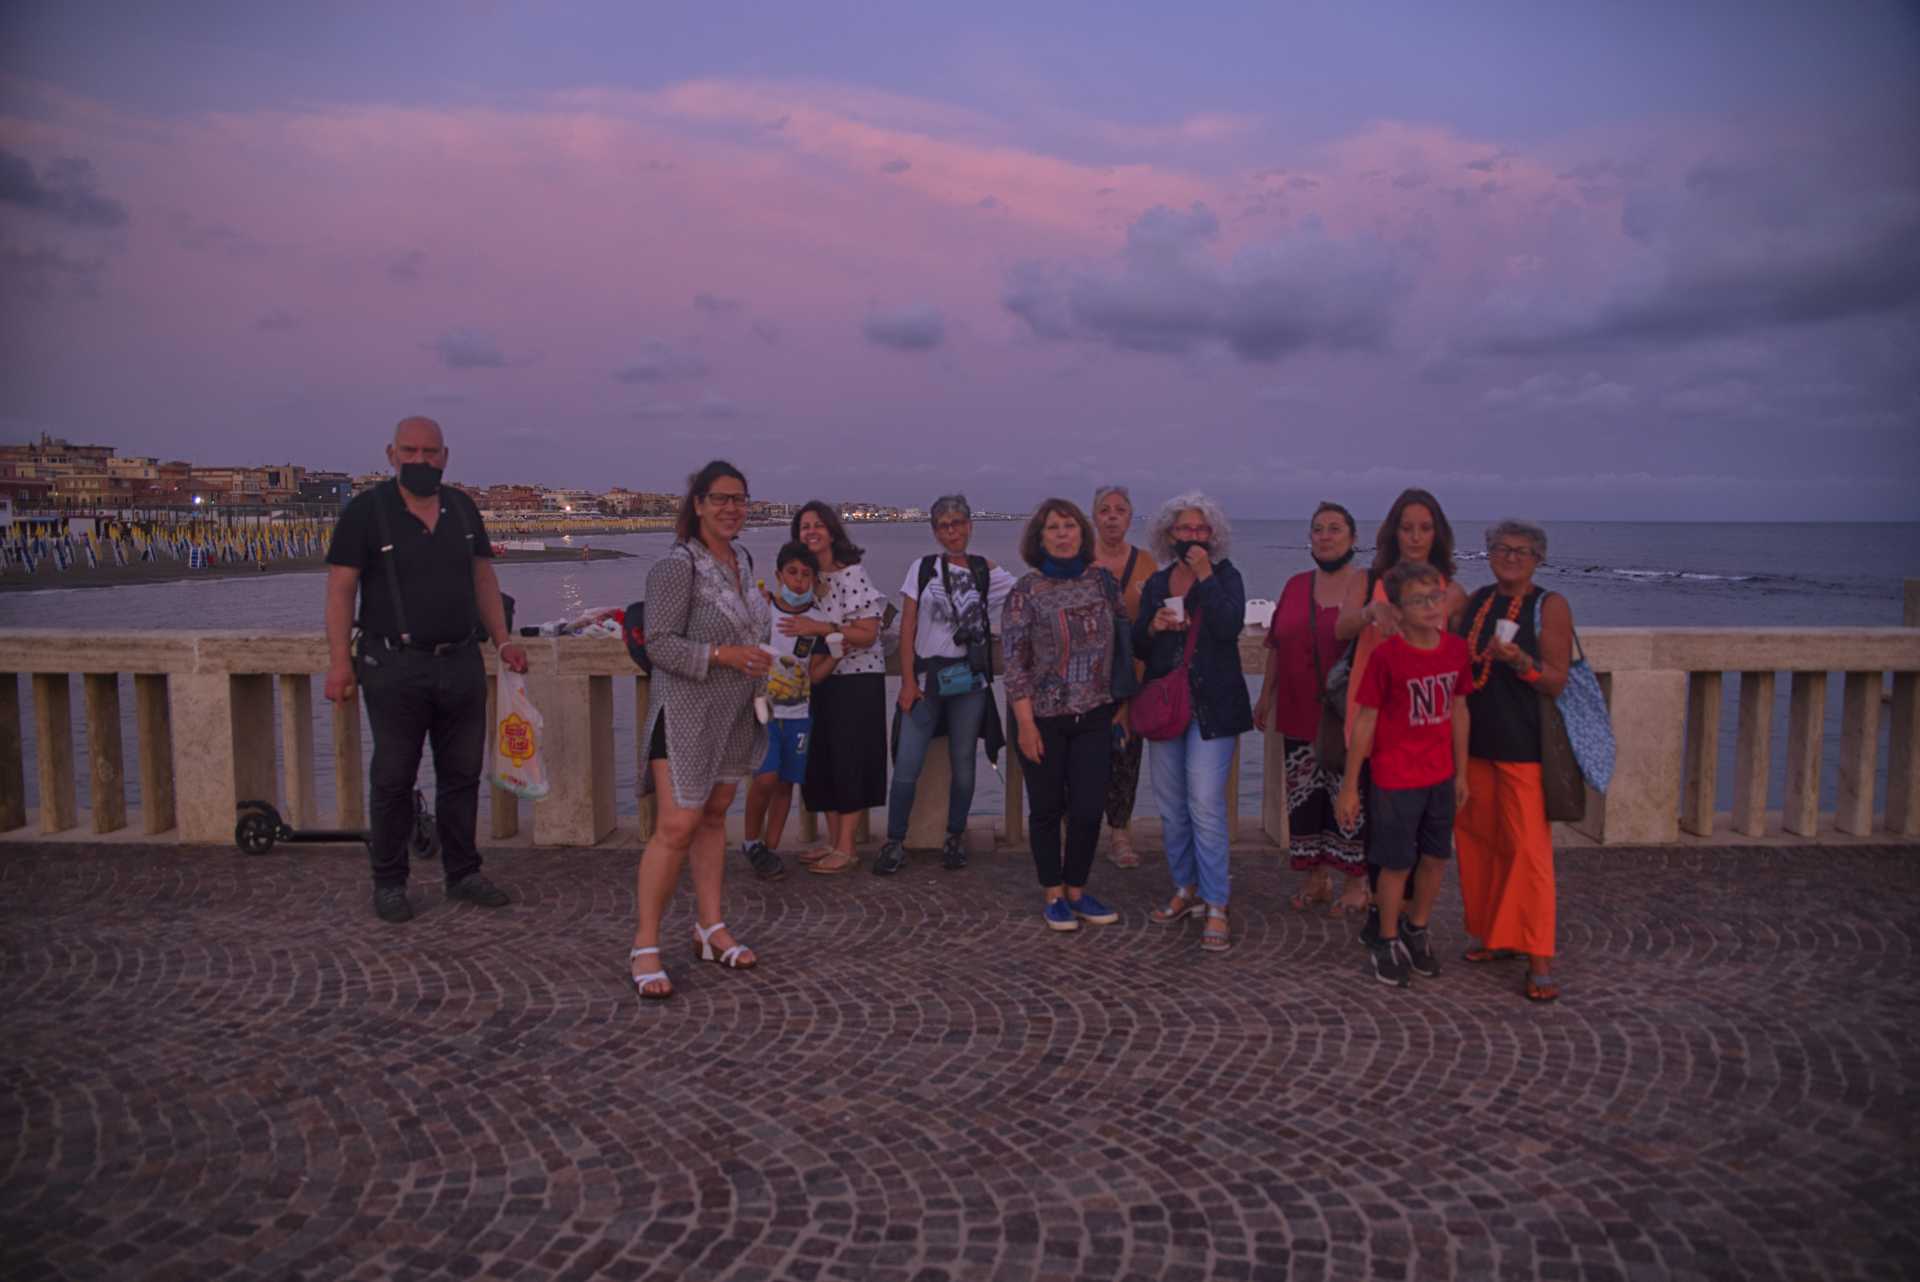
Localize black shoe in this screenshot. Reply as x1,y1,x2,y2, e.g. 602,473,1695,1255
447,872,510,908
941,833,968,871
374,885,414,923
1402,923,1440,979
741,839,786,881
1369,937,1411,988
872,841,907,876
1358,905,1381,948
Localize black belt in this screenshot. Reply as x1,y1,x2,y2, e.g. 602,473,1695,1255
369,634,477,657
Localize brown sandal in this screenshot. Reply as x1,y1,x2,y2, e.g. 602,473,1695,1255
1524,973,1559,1002
805,848,858,875
1463,946,1525,964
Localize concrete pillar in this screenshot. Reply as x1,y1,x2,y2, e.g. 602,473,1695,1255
134,674,175,835
331,689,365,829
32,673,77,834
1680,671,1722,838
1886,673,1919,838
171,673,276,845
1730,671,1774,838
1835,671,1882,837
1782,671,1827,838
84,674,127,833
628,676,649,843
0,674,21,832
277,674,316,830
532,673,614,846
1587,669,1687,845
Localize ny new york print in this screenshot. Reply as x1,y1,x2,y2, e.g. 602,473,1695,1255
1405,673,1459,727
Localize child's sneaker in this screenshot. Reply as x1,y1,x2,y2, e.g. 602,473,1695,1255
1369,937,1411,988
741,839,784,881
871,841,907,876
1358,904,1381,948
1402,922,1440,979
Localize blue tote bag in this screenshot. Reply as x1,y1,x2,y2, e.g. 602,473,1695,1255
1535,593,1614,793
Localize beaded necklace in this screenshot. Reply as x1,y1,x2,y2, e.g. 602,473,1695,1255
1467,589,1526,691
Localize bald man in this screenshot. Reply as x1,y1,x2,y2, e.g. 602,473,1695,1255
324,416,529,923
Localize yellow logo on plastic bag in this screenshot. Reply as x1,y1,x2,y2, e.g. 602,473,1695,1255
499,713,537,766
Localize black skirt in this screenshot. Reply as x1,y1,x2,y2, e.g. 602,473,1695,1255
803,672,888,813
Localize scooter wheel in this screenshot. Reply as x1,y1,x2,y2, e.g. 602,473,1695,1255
236,811,278,855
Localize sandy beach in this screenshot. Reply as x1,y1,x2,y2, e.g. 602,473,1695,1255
0,545,634,594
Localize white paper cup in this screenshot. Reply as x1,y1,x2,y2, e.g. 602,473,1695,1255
1494,619,1519,644
825,632,847,658
1165,597,1187,624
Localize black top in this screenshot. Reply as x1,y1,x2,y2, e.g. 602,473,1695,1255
1459,584,1542,762
326,482,494,645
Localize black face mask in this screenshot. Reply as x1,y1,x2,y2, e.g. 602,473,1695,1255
1313,548,1356,573
1172,539,1210,564
398,462,443,497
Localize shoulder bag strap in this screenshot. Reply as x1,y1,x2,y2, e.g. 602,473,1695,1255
370,481,413,643
1300,575,1328,694
1122,546,1140,587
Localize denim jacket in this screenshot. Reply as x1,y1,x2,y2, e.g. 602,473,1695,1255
1132,559,1255,741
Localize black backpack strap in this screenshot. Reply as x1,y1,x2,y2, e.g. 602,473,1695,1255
916,553,939,597
369,481,413,643
968,554,990,602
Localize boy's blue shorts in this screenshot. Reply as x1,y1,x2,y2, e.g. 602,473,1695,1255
759,717,811,785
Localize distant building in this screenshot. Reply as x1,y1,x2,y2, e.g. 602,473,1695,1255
298,471,354,508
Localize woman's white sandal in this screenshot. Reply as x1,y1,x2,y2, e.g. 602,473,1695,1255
629,946,672,1002
694,920,756,969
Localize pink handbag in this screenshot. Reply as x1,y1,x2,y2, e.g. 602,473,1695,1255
1131,618,1199,741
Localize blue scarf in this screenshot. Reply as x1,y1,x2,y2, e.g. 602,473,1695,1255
1040,554,1089,580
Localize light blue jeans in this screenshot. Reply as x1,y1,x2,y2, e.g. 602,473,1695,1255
1150,721,1237,907
886,685,989,841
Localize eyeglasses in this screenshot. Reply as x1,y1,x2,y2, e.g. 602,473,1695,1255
1401,591,1447,608
933,519,969,533
1170,524,1212,537
702,492,750,508
1489,544,1540,561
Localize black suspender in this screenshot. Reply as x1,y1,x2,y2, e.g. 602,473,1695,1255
367,480,477,644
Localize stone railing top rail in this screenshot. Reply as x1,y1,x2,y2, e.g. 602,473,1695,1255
1,626,1917,677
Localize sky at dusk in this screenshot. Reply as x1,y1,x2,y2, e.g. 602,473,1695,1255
2,1,1917,519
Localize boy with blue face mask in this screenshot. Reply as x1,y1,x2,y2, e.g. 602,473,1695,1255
740,543,838,879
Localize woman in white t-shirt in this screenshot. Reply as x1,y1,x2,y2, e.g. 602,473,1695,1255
786,501,884,874
873,494,1018,875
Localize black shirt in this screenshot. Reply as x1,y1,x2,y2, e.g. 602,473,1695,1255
326,481,494,645
1459,584,1542,763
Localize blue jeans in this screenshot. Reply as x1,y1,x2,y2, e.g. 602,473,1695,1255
1150,722,1237,906
886,685,989,841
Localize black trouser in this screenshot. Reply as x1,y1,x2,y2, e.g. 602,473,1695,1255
357,641,487,888
1021,703,1116,889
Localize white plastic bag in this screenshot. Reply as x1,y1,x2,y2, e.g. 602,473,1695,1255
492,669,551,800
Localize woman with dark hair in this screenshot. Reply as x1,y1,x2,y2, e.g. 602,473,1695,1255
1348,487,1470,946
629,461,773,1001
786,500,885,874
1455,519,1573,1002
1254,501,1370,915
1002,498,1127,932
1089,484,1156,868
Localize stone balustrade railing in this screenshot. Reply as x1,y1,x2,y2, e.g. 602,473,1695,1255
2,620,1918,847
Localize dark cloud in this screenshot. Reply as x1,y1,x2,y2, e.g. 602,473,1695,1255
0,245,105,298
0,151,129,229
879,158,911,174
978,196,1000,209
1475,137,1920,354
432,329,507,369
254,309,300,333
863,305,945,352
693,292,744,315
1004,202,1402,360
387,249,427,284
751,319,782,344
613,340,709,382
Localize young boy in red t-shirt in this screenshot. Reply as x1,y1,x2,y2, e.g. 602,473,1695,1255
1336,561,1472,988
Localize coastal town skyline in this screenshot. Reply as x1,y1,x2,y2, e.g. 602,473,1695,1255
3,4,1917,521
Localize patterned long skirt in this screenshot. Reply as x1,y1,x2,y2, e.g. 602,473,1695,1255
1283,736,1365,876
1104,731,1145,828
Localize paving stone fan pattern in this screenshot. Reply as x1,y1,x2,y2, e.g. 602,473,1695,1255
2,842,1917,1281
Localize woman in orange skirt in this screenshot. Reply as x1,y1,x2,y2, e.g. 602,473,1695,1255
1454,518,1573,1002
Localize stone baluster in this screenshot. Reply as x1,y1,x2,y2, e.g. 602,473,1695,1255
278,675,316,829
83,674,126,833
1782,672,1827,837
1680,671,1722,837
134,674,175,834
331,688,365,828
1730,671,1774,837
1835,671,1882,837
0,674,25,832
1260,721,1290,850
32,674,77,834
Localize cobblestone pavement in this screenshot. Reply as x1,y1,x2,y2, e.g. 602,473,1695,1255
3,841,1917,1282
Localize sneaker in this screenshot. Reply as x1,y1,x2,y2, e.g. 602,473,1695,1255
872,841,907,876
941,832,968,871
446,872,510,908
1068,892,1119,925
1043,899,1080,932
373,885,413,923
1369,937,1411,988
741,839,786,881
1358,904,1381,948
1402,923,1440,979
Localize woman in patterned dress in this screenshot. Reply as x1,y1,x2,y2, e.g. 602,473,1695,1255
1254,503,1370,915
628,461,773,1002
789,501,886,874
